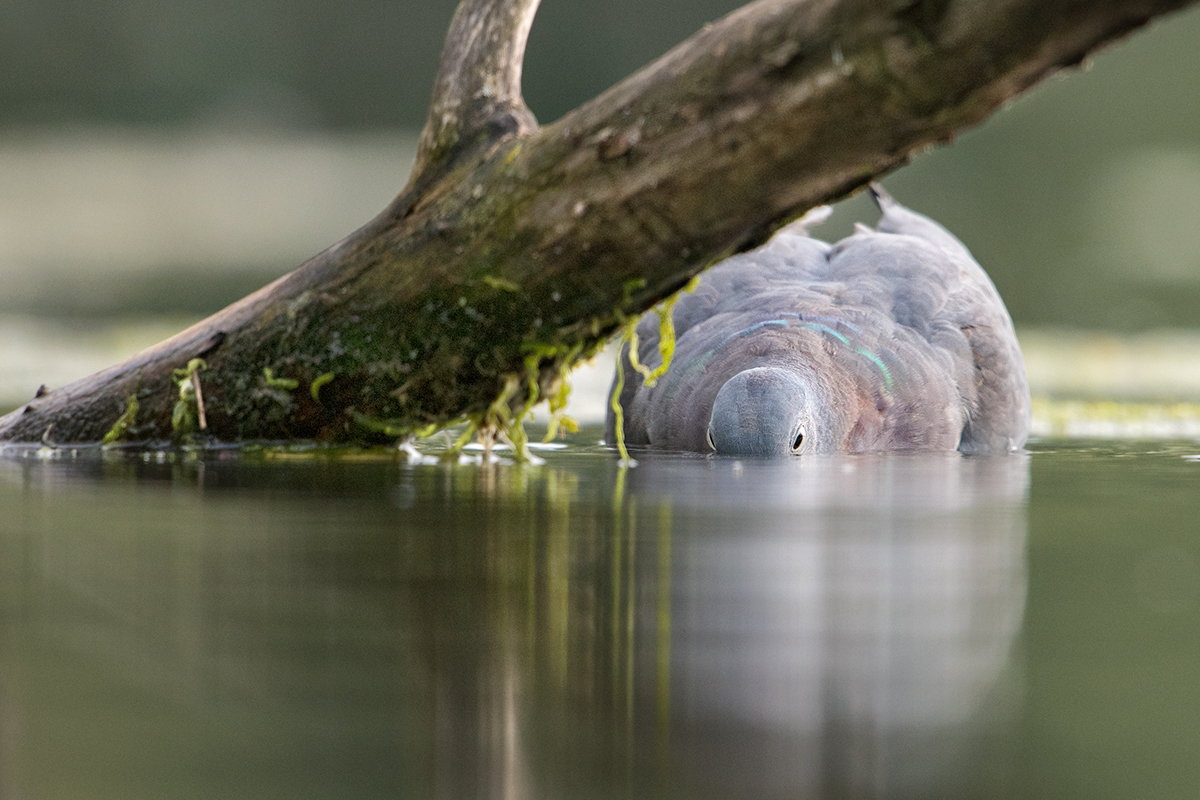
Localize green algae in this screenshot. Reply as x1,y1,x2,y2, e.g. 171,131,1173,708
262,368,299,391
481,275,521,292
170,358,207,435
542,363,580,442
310,372,335,401
349,411,412,439
608,274,699,460
482,374,536,462
628,274,698,388
609,342,633,464
101,395,139,446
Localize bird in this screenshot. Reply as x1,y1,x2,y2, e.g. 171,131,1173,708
606,186,1031,456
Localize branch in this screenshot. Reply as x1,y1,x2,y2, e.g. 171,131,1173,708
410,0,541,186
2,0,1196,447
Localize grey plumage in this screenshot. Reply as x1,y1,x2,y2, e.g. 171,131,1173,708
606,187,1031,456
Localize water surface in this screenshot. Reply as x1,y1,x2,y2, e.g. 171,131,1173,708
1,435,1197,799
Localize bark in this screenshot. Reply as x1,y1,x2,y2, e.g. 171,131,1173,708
1,0,1196,446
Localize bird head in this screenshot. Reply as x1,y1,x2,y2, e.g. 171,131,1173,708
706,367,824,456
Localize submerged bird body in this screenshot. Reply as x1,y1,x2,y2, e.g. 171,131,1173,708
606,189,1031,456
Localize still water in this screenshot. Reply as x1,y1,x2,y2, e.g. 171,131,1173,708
0,433,1197,799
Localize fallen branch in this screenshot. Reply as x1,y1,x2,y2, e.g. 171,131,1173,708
2,0,1195,445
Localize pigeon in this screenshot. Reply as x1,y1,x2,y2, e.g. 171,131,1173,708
606,186,1031,456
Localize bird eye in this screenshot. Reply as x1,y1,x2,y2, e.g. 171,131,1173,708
706,428,716,452
791,429,805,452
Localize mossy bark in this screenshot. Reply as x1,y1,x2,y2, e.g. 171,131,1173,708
1,0,1196,446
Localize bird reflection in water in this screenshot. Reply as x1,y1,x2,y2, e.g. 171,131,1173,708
430,451,1029,800
657,454,1028,799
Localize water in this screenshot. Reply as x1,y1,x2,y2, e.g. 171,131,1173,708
0,434,1198,799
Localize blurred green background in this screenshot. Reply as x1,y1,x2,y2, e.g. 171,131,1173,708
2,0,1200,409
